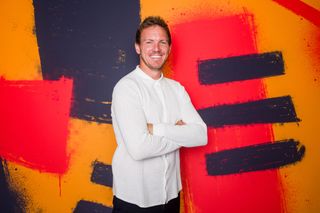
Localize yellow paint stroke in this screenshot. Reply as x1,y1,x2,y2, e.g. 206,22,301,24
6,118,117,212
256,3,320,213
240,1,320,213
0,0,42,80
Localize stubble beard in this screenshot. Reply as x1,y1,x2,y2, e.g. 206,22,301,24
140,54,166,73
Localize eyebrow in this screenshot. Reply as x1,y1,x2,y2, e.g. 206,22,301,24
142,39,168,42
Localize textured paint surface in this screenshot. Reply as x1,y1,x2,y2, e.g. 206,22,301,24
206,139,305,175
3,119,116,212
33,0,140,124
199,96,300,127
91,161,113,187
0,78,73,174
1,0,320,212
139,1,320,211
273,0,320,26
74,200,113,213
0,0,42,80
170,14,285,213
0,1,138,211
171,17,265,108
0,160,25,212
198,51,284,84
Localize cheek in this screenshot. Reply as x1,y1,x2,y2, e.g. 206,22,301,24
162,48,170,55
139,46,148,54
161,45,170,52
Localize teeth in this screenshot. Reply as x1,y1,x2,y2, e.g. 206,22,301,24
151,56,161,59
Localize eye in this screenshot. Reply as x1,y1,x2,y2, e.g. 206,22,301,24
160,40,168,45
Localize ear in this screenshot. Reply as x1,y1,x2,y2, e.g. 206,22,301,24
135,43,141,54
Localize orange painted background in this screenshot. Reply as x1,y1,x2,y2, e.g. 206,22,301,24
0,0,319,212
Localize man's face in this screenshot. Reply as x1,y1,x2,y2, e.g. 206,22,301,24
135,25,171,73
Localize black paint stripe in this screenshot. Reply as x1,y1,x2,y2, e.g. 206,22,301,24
198,51,285,84
72,99,112,123
198,96,300,128
206,139,305,176
91,161,113,187
0,159,24,212
33,0,140,124
73,200,112,213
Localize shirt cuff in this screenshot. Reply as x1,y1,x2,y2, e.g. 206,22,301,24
153,123,167,137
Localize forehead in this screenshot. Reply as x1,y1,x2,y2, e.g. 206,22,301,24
140,25,168,40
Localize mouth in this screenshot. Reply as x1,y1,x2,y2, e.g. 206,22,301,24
150,55,162,59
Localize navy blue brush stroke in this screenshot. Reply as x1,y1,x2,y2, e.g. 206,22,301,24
198,51,284,85
0,159,25,212
206,139,305,175
198,96,300,128
91,161,113,187
74,200,112,213
33,0,140,123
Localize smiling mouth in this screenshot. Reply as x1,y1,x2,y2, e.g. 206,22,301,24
150,55,162,59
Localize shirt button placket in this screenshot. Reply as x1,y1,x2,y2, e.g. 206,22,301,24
155,82,168,203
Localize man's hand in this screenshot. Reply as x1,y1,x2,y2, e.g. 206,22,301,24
175,120,186,126
147,123,153,135
147,120,185,135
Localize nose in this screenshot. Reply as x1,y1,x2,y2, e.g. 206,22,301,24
153,43,160,52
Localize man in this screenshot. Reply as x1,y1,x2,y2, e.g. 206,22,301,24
111,16,207,213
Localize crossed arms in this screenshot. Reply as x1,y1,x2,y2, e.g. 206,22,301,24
147,119,185,135
112,79,207,161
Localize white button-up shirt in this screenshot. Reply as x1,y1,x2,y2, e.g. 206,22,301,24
111,66,207,207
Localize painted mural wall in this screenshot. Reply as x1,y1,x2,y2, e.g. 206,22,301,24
1,0,319,212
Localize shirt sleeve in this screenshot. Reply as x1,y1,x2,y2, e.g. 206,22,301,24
153,84,208,147
111,79,180,161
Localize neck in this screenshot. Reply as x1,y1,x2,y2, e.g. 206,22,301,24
139,66,162,80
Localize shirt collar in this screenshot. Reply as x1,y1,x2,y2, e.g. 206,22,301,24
135,65,163,84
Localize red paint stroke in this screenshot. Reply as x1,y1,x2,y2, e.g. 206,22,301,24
0,77,73,174
273,0,320,27
171,14,285,213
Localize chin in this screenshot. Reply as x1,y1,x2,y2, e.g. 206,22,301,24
151,66,164,71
